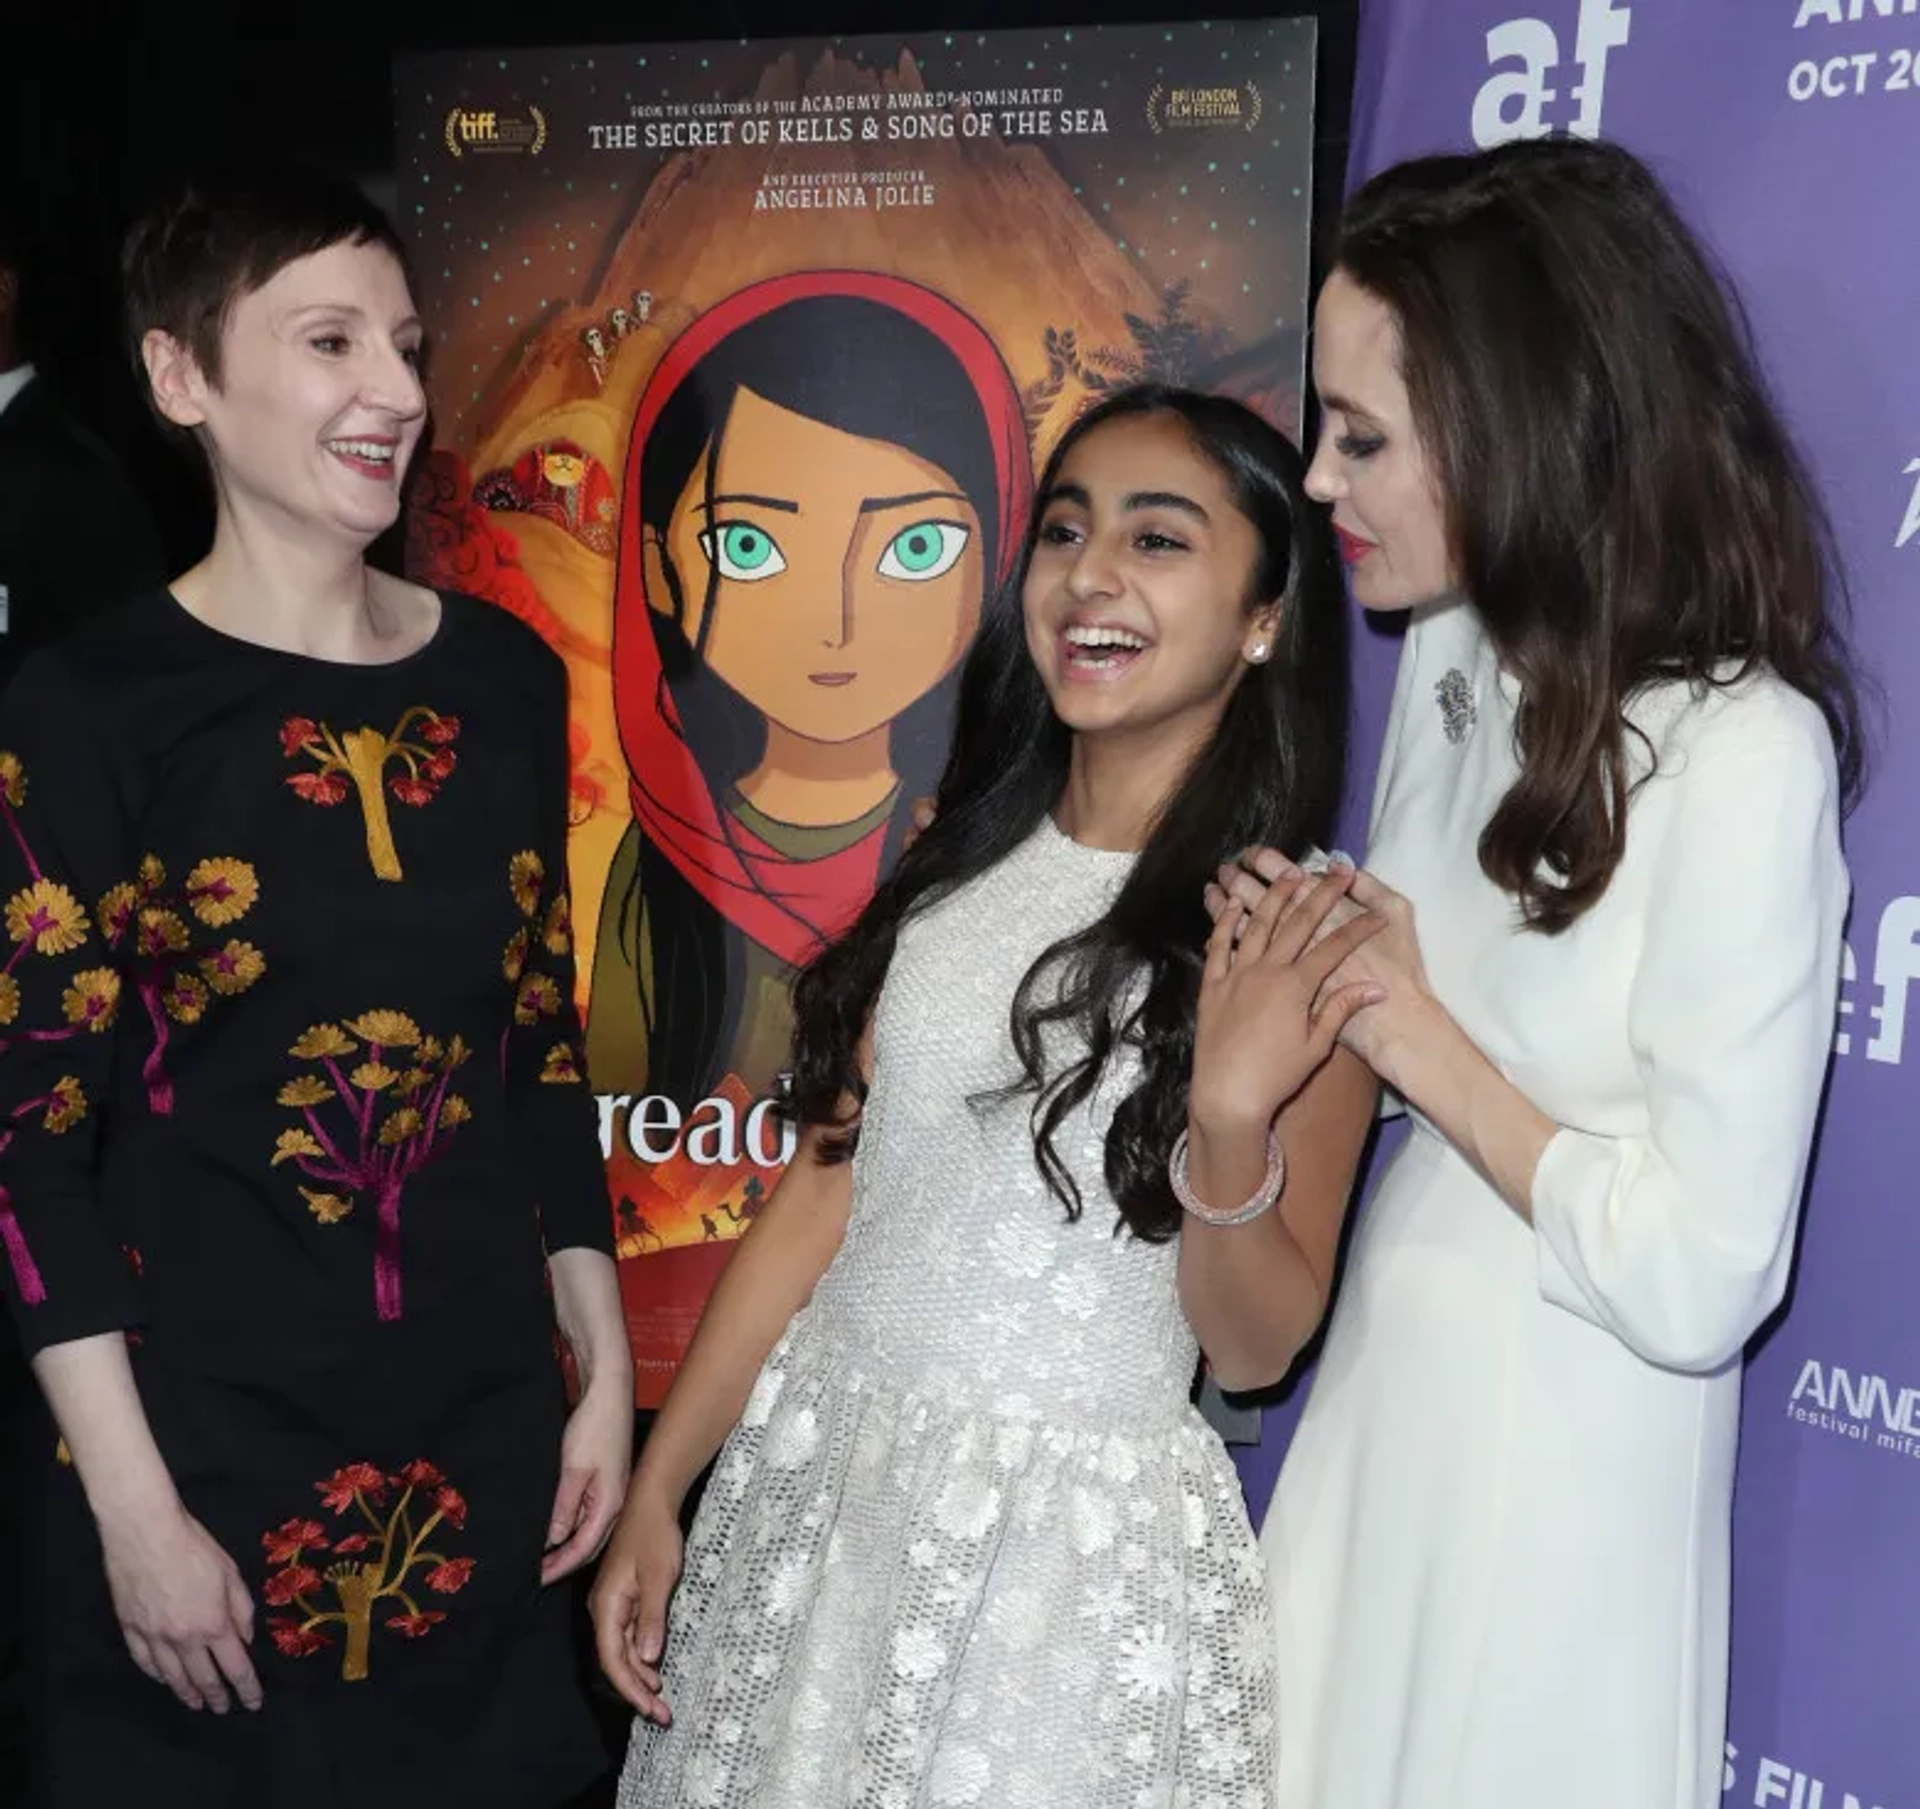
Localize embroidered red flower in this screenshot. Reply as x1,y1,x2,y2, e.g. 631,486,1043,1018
422,748,457,783
280,717,321,758
420,714,461,745
317,1461,389,1514
264,1564,324,1606
426,1558,475,1596
288,770,350,806
331,1532,373,1556
386,1611,446,1639
389,776,436,808
397,1459,445,1491
269,1617,332,1658
434,1484,469,1530
262,1518,330,1565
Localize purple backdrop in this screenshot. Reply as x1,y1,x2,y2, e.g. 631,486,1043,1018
1231,3,1920,1803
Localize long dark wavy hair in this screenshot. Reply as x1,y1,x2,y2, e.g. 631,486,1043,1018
788,385,1350,1241
624,293,1013,1101
1335,136,1866,932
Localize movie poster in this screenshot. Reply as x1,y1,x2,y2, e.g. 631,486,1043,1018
394,21,1318,1405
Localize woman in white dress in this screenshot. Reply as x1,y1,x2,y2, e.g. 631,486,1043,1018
1214,139,1863,1808
589,387,1382,1806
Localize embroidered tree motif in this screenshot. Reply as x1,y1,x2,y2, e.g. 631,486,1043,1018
280,710,460,884
0,751,124,1301
264,1459,475,1683
98,854,264,1115
271,1012,471,1321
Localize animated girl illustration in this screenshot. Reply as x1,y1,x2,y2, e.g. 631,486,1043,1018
586,272,1031,1107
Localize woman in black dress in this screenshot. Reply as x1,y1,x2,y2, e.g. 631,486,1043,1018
0,168,630,1807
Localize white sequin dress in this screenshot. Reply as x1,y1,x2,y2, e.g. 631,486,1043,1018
617,816,1277,1809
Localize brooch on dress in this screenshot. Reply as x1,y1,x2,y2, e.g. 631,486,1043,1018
1434,669,1477,745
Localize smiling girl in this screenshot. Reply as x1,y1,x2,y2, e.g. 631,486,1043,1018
590,385,1379,1807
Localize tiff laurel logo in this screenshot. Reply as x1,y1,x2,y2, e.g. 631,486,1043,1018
1471,0,1634,146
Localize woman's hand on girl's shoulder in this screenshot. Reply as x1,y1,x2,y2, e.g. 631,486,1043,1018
1190,867,1386,1136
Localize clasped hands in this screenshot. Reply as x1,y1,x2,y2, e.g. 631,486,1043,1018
1203,847,1432,1078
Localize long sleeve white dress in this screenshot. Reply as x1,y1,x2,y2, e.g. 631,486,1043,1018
1262,597,1848,1809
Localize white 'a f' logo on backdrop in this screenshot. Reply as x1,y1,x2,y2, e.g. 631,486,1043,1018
1898,458,1920,551
1471,0,1634,147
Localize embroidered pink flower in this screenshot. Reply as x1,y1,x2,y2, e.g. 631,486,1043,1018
426,1558,475,1596
288,770,350,807
385,1612,446,1639
269,1617,332,1658
317,1462,390,1514
264,1564,323,1606
262,1518,330,1566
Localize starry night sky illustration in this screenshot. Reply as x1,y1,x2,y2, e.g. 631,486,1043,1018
394,20,1318,436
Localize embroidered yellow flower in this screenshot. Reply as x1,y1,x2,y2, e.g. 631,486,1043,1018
417,1035,444,1063
543,895,572,957
201,940,265,996
96,882,139,945
7,880,88,955
62,968,120,1032
138,854,166,893
185,858,260,927
0,974,17,1026
44,1077,87,1133
509,852,544,918
540,1043,582,1085
163,973,208,1025
273,1127,326,1166
442,1035,471,1070
514,975,561,1025
438,1096,472,1128
345,1010,420,1049
502,928,530,983
378,1107,424,1147
299,1187,354,1225
291,1024,358,1060
278,1076,335,1108
351,1062,399,1092
136,908,189,957
0,752,25,808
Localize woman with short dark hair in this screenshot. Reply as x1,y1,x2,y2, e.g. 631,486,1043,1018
0,165,629,1809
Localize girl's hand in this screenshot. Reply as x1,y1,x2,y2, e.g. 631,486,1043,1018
1190,867,1386,1136
1205,848,1364,950
1212,853,1440,1081
589,1482,684,1727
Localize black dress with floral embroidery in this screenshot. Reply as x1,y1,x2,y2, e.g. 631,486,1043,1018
0,591,614,1809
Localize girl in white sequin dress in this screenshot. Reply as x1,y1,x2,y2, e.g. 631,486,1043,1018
592,386,1381,1808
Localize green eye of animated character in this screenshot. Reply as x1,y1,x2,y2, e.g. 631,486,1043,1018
876,521,970,581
